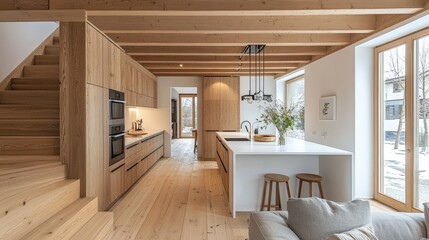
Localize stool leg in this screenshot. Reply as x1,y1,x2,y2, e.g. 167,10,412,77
260,181,267,211
267,181,273,211
309,182,312,197
285,181,292,198
317,181,324,199
298,180,303,198
276,182,281,210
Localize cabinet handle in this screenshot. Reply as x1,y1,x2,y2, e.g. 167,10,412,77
127,142,139,149
127,162,139,171
216,152,228,173
111,163,125,173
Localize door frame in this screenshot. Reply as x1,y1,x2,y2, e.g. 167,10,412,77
178,94,197,138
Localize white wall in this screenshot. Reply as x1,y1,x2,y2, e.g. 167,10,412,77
156,76,203,158
240,76,276,134
0,22,58,81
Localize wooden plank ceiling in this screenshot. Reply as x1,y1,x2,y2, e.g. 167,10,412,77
2,0,427,77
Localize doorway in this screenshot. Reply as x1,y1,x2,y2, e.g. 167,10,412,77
179,94,197,138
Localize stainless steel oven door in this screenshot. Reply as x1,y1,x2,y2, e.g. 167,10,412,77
109,99,125,125
109,132,125,166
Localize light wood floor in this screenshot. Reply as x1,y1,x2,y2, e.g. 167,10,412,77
109,138,395,240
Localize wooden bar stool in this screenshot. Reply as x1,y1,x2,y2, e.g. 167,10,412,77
296,173,324,198
260,174,292,211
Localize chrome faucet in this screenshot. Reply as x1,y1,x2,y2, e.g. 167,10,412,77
240,120,252,140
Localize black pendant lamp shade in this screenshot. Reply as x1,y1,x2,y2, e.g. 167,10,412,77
240,44,273,103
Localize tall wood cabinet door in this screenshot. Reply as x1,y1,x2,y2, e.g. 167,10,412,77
86,25,103,87
86,84,106,210
221,100,240,131
136,71,143,94
221,76,240,100
203,131,217,159
109,164,124,204
204,100,221,130
121,55,133,91
204,77,221,100
103,38,122,91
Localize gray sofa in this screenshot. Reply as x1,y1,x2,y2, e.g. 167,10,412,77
249,211,427,240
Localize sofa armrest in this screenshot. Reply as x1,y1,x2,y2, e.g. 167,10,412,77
249,212,300,240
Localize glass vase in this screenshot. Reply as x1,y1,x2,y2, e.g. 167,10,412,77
278,131,286,145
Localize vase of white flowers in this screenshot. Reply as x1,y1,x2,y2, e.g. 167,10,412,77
258,101,297,145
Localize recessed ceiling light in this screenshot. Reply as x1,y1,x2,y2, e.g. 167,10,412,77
179,64,183,67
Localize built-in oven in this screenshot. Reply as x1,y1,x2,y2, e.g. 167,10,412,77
109,124,125,166
109,89,126,166
109,89,125,126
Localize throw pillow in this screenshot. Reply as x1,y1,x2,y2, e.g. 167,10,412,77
325,224,378,240
287,198,371,240
424,202,429,237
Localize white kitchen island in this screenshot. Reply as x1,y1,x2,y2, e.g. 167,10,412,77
215,132,353,218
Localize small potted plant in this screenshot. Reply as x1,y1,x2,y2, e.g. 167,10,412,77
258,101,297,145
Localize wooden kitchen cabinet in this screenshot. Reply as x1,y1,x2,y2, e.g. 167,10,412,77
221,100,240,131
86,25,103,87
203,77,240,160
109,163,125,204
203,100,221,131
216,137,229,196
102,38,122,91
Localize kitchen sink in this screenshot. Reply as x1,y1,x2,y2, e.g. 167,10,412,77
224,137,250,141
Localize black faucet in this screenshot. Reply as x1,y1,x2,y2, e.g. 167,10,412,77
240,120,252,140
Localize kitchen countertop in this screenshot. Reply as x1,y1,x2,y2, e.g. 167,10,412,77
216,132,351,156
125,130,164,147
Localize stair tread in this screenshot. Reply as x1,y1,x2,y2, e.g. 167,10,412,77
0,155,59,163
0,136,60,155
34,55,60,65
0,179,80,239
0,164,65,199
71,212,114,240
23,197,98,240
0,119,59,136
0,161,61,176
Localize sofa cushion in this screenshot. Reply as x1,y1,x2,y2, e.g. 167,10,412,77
287,198,371,240
249,211,300,240
326,224,378,240
371,211,426,240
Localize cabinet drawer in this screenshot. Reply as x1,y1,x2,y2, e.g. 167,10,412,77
125,160,140,189
124,152,140,170
125,142,140,157
109,164,125,204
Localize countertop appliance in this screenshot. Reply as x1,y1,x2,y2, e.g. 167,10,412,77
109,89,125,166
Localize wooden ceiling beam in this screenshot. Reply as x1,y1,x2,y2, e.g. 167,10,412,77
49,0,425,12
89,15,375,34
133,55,311,63
0,10,87,22
110,33,351,47
151,72,283,76
123,46,327,56
142,63,298,70
151,69,286,73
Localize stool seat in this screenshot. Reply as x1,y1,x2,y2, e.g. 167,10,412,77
264,173,290,182
296,173,324,198
260,173,292,211
296,173,322,182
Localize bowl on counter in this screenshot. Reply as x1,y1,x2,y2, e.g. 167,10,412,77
253,134,276,142
127,130,147,136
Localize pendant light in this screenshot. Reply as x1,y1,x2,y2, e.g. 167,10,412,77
240,45,273,103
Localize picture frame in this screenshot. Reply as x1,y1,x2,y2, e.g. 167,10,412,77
319,96,336,120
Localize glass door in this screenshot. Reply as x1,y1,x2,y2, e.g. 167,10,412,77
414,34,429,210
377,43,408,208
179,94,197,138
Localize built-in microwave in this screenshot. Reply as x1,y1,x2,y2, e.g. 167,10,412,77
109,89,125,126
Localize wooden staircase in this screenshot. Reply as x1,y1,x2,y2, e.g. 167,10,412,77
0,36,113,239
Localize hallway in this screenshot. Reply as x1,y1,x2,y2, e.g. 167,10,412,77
109,138,250,240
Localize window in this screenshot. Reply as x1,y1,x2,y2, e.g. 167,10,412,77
286,76,305,139
375,28,429,212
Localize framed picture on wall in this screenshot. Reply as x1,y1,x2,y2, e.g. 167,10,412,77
319,96,336,120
